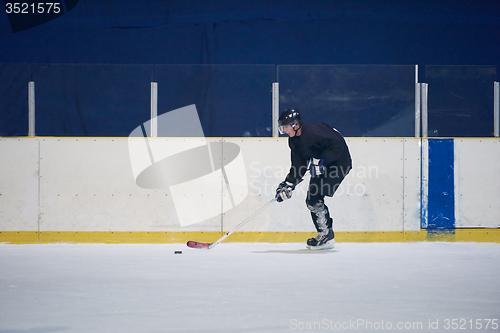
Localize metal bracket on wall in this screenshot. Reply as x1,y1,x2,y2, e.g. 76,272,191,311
272,82,279,138
150,82,158,138
28,81,35,137
494,81,499,137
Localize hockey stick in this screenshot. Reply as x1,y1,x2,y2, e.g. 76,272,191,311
186,198,277,249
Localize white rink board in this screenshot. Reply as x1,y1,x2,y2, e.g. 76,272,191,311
223,138,293,232
403,139,422,231
454,139,500,228
227,138,420,232
0,139,39,231
328,139,405,231
38,138,222,232
2,137,498,233
1,137,423,233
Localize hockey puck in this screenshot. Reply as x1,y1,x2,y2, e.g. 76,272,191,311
174,251,182,254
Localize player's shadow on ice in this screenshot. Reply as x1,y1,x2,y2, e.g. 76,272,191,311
252,249,337,254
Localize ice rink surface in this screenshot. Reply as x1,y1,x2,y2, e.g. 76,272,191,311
1,242,499,333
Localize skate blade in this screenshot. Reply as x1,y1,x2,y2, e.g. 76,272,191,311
306,239,335,251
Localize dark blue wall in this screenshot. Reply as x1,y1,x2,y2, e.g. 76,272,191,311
1,1,499,137
1,0,499,67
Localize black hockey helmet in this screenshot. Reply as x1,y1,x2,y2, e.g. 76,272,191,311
278,108,302,134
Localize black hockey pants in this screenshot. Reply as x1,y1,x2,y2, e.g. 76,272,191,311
305,170,348,234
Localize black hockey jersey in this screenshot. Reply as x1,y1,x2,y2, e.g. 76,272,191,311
285,122,352,196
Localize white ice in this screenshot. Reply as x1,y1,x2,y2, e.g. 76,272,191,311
1,242,499,333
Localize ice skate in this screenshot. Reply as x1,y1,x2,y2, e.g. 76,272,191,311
306,228,335,250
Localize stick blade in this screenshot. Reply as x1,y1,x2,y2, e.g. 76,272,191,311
186,241,210,249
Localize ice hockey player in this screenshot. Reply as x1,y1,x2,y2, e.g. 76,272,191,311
275,108,352,250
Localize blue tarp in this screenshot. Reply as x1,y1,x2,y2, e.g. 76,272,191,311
1,1,499,137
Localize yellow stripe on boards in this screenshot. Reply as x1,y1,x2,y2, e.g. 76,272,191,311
0,231,39,244
1,230,499,244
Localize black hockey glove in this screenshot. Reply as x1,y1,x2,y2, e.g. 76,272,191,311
275,181,294,202
309,157,326,178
